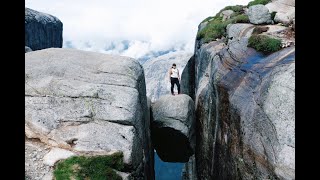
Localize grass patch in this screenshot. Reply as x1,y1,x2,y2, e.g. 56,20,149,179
252,26,269,35
53,152,124,180
197,5,251,44
219,5,244,14
230,14,250,23
247,0,271,7
197,14,249,43
201,5,245,24
248,35,282,54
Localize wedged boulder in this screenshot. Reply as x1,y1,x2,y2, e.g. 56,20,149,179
265,0,295,25
143,51,192,102
248,5,272,24
25,46,32,53
151,94,195,162
25,48,153,179
25,8,63,51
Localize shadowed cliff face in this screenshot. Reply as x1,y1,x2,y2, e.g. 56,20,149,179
182,22,295,179
25,8,63,51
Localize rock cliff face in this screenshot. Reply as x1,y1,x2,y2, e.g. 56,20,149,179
180,55,195,100
182,21,295,179
143,51,193,102
25,48,154,180
25,8,63,51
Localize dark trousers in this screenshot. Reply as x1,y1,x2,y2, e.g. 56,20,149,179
170,77,180,94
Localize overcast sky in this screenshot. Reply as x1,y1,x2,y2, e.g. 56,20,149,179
26,0,251,59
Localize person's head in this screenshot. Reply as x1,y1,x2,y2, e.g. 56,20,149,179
172,63,176,69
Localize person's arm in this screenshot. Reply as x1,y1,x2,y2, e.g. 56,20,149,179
168,68,172,81
178,69,180,81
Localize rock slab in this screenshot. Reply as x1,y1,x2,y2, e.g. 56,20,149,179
25,48,154,179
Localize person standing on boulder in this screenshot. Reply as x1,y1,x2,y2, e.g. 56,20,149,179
168,63,181,95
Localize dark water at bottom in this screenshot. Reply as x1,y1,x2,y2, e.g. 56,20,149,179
154,151,184,180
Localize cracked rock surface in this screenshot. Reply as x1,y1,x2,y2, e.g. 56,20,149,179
182,22,295,179
25,48,154,179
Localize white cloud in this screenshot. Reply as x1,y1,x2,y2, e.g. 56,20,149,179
25,0,251,59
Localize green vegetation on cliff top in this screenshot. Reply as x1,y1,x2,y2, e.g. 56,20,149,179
247,0,271,7
53,152,124,180
197,0,274,44
197,5,249,43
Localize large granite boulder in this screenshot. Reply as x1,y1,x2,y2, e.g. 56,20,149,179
143,51,193,102
248,5,272,24
184,21,295,179
151,94,195,163
25,48,154,179
265,0,295,25
25,8,63,51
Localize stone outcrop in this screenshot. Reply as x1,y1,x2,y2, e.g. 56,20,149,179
25,8,63,51
143,51,193,102
182,20,295,179
220,10,234,21
25,48,154,179
265,0,295,25
248,5,272,24
151,94,195,163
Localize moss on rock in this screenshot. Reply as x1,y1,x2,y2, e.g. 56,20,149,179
53,152,124,180
248,34,282,54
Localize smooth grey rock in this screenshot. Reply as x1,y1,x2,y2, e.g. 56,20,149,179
265,0,295,25
151,94,195,162
274,11,294,25
43,148,75,166
25,46,32,53
248,5,272,24
220,10,234,21
25,8,63,51
143,51,192,102
263,63,295,179
25,48,153,179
